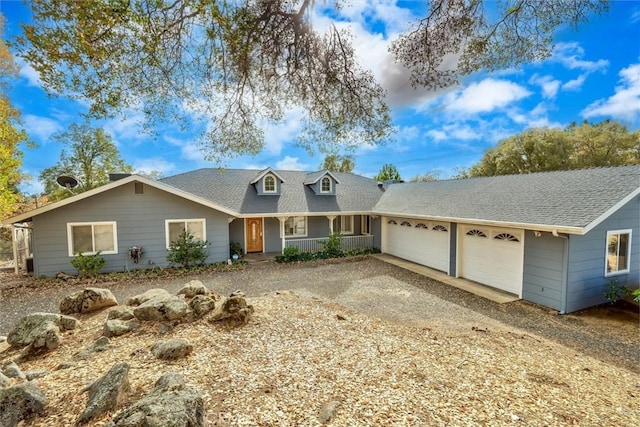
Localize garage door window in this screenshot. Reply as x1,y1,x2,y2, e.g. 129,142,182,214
466,229,487,238
387,219,397,225
494,233,520,242
415,223,428,229
433,225,448,232
606,230,632,276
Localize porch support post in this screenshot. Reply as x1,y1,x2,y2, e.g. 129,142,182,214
326,215,337,234
11,225,18,274
277,217,288,254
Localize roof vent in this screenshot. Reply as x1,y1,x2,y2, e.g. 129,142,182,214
377,182,384,188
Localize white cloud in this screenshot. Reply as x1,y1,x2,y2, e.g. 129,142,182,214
261,108,306,155
426,129,447,142
275,156,309,171
132,158,176,175
18,61,42,87
102,110,147,144
553,43,609,72
444,79,531,114
529,74,561,99
551,42,608,92
582,63,640,121
23,114,63,142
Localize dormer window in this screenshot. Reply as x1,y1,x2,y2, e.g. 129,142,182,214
321,176,332,193
264,175,276,193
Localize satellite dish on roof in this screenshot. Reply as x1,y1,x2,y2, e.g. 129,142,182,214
56,175,79,189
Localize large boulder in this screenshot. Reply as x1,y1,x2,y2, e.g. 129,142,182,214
103,319,140,338
107,307,135,321
2,362,26,380
176,280,209,298
150,339,193,360
0,381,47,426
74,336,113,360
59,288,118,315
133,294,189,322
112,372,204,427
77,362,130,425
127,289,171,307
208,291,254,325
189,295,218,318
7,313,79,355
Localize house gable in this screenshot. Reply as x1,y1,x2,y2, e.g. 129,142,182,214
250,168,285,196
28,181,231,277
304,170,340,196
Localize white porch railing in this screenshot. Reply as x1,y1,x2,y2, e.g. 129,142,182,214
285,235,374,253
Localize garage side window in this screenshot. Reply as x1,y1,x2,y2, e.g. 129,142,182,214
67,222,118,256
166,219,206,248
605,230,632,276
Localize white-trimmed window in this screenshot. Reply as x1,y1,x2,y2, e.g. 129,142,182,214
284,216,307,237
67,222,118,256
361,215,372,235
321,176,332,193
166,219,206,248
334,215,354,234
263,175,276,193
605,230,632,276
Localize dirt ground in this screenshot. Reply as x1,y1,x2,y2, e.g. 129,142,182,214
0,258,638,426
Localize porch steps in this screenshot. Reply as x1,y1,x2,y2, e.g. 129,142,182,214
372,254,520,304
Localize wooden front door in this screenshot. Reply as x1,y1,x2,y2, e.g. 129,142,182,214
246,218,263,253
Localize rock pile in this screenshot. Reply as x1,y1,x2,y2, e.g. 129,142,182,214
1,282,253,425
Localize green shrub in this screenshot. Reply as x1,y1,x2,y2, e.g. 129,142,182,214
319,232,344,258
70,252,106,277
632,288,640,303
603,278,630,303
167,230,210,268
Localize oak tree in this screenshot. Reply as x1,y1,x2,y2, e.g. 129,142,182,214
39,123,133,201
15,1,608,161
466,121,639,177
391,0,608,90
0,15,30,219
319,152,355,173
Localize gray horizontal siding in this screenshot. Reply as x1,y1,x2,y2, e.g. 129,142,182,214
522,231,565,311
33,182,230,277
566,195,640,313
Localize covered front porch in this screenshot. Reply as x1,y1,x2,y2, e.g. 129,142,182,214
229,214,380,255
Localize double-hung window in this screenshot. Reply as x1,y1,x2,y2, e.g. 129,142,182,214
166,219,206,248
334,215,354,235
605,230,632,276
284,216,307,237
67,222,118,256
361,215,371,235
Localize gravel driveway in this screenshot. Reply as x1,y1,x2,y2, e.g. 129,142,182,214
1,257,637,372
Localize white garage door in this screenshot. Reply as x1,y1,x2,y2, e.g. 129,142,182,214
384,218,450,273
458,226,524,296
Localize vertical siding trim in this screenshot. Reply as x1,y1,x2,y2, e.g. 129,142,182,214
558,233,569,314
449,223,457,276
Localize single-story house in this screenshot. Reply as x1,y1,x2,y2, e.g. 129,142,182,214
3,165,638,314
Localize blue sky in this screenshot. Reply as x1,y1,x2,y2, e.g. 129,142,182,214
2,1,639,195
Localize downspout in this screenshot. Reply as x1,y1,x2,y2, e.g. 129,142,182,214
553,230,569,314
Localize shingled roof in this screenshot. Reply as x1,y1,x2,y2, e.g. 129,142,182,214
160,168,384,215
373,165,640,233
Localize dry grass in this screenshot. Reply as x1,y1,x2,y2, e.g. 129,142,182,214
1,291,638,426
